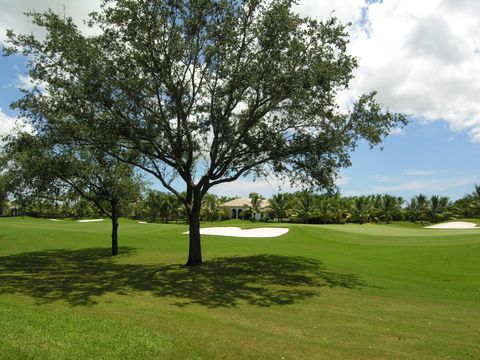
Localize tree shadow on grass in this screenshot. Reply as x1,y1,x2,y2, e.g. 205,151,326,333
0,247,367,307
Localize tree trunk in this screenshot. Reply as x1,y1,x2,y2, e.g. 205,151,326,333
111,201,119,256
186,197,202,266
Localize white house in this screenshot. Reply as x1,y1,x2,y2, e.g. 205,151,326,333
220,197,269,221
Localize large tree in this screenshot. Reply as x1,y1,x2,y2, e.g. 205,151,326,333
5,0,405,265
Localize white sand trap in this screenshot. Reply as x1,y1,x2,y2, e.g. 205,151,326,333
425,221,479,229
183,227,289,238
138,221,148,224
49,219,62,222
77,219,104,223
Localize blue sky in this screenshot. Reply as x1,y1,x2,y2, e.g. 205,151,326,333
1,0,479,201
340,121,480,199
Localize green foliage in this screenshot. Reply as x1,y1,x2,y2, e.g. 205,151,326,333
0,176,8,216
293,190,316,223
406,194,426,224
200,194,221,222
350,196,373,224
3,133,142,220
428,195,451,223
248,192,265,221
144,191,184,223
268,193,291,222
4,0,406,264
376,195,403,224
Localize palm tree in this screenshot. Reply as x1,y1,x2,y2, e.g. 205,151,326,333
428,195,450,223
406,196,420,222
159,193,176,223
294,191,316,224
268,193,290,222
415,194,429,225
329,195,350,224
316,196,334,223
201,194,221,221
452,196,474,218
145,190,162,223
470,184,480,216
248,192,265,222
378,194,401,224
351,196,373,224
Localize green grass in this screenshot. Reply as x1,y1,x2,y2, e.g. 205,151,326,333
0,217,479,359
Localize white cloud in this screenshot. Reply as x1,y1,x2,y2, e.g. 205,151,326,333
372,176,476,193
296,0,480,142
14,73,48,93
0,106,34,139
0,107,32,137
335,174,350,186
16,74,35,90
389,127,406,136
210,172,349,198
0,108,17,136
469,127,480,143
294,0,365,24
402,169,439,176
210,177,300,198
0,0,101,44
374,176,400,183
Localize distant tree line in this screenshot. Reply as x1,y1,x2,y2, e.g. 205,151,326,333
1,177,479,226
267,187,480,225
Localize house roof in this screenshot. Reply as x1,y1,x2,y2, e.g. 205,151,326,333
221,197,269,208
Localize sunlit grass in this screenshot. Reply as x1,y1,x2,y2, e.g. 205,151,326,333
0,217,479,359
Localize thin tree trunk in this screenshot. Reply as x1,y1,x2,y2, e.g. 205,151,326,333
111,201,119,256
186,204,202,266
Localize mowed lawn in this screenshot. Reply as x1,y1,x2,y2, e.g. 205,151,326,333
0,218,479,359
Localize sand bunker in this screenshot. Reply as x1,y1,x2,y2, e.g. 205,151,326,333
138,221,148,224
425,221,479,229
48,219,62,222
183,227,289,238
77,219,104,223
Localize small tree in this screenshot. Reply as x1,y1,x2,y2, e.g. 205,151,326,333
159,193,176,223
201,194,221,221
469,184,480,216
351,196,373,224
248,192,265,221
294,190,316,224
378,194,402,224
268,193,290,222
3,133,142,255
428,195,451,223
416,194,430,225
316,195,334,224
